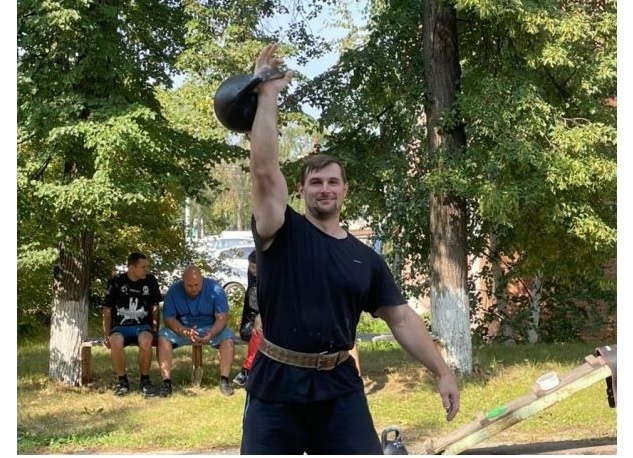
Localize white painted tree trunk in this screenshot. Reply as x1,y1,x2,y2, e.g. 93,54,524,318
431,287,472,373
49,298,88,385
48,237,92,386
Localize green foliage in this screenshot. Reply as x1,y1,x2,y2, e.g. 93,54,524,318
469,257,616,344
17,0,245,319
455,0,616,284
357,312,391,335
17,0,617,351
293,0,616,337
538,274,616,343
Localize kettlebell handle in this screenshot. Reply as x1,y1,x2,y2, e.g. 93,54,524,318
236,67,287,100
381,425,402,444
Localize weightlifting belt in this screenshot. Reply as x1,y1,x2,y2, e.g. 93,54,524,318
259,337,350,371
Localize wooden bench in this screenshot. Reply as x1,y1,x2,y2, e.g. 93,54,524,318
80,338,204,386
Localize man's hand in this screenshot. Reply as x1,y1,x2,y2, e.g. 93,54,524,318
183,327,199,343
103,334,111,349
254,43,294,95
253,314,263,336
193,329,211,343
438,373,460,421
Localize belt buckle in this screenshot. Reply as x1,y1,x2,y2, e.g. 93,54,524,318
316,351,328,371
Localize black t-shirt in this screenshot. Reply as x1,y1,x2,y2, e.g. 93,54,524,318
103,273,162,327
247,206,406,402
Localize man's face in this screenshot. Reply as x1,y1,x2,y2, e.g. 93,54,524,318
128,258,149,280
299,163,348,219
183,275,203,298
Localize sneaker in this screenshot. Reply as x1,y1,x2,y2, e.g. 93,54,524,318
114,380,129,396
140,379,157,397
219,378,234,396
159,380,172,397
233,369,248,387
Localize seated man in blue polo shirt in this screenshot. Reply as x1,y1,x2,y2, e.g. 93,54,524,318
157,265,236,396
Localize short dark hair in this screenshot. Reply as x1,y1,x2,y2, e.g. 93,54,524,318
248,250,256,263
127,251,147,266
298,154,347,185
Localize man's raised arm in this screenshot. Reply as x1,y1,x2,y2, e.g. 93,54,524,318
250,43,294,242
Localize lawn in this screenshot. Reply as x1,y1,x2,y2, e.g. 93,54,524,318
17,337,617,454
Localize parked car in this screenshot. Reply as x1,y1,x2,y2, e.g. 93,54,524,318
207,238,253,257
195,231,254,258
212,245,255,297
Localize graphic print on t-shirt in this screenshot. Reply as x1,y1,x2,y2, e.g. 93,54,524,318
117,296,148,324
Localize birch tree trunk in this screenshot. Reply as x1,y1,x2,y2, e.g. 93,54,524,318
423,0,472,374
48,232,94,386
527,272,543,344
489,232,515,343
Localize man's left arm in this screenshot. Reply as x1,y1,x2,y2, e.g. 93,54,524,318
196,280,230,342
376,304,460,421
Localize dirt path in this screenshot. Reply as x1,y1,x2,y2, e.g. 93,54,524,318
460,437,617,455
82,437,616,455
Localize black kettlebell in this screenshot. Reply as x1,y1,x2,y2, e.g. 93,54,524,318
213,67,286,133
381,426,408,455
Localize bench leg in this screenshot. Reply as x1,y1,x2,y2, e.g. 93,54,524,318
80,345,92,386
192,345,203,386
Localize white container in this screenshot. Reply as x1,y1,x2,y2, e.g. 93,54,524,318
536,371,560,391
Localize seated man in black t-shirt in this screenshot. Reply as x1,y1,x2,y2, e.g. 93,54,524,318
102,251,162,397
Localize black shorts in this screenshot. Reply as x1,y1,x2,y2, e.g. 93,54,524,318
240,390,383,454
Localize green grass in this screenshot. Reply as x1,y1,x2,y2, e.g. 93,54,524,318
17,336,617,454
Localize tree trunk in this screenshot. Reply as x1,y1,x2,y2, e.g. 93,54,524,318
490,232,515,343
526,272,543,344
49,232,94,386
423,0,472,374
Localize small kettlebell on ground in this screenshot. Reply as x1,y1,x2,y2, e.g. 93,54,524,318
381,425,408,455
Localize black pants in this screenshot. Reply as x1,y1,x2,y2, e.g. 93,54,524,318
240,390,383,455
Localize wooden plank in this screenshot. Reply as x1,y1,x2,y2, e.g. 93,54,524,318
421,358,612,455
191,344,203,387
80,344,92,386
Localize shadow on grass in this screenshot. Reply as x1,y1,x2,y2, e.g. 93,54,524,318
18,342,250,453
87,344,246,391
17,402,130,453
358,340,610,393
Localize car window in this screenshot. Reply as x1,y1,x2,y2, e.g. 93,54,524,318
241,247,254,257
209,238,252,250
219,246,254,259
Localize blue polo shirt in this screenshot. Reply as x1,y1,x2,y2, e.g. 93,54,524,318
163,277,229,327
